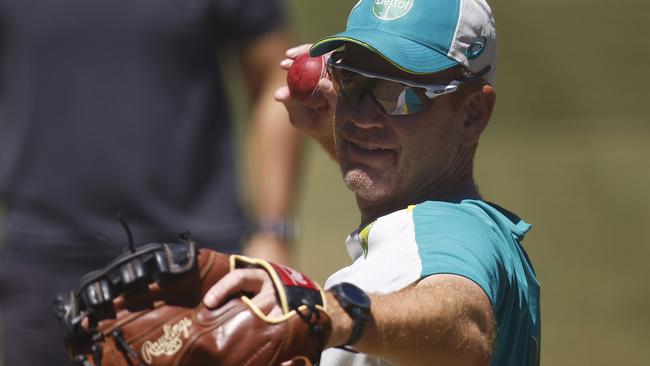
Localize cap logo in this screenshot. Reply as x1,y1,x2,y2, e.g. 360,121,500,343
372,0,414,21
466,36,487,59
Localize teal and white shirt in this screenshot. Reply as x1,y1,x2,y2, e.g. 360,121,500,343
320,200,540,366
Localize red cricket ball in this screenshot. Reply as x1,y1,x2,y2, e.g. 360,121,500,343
287,54,328,101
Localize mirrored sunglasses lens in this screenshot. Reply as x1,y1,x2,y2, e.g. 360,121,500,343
373,83,425,116
330,66,426,116
390,87,425,115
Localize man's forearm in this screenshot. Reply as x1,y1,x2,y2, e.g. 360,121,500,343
248,95,303,223
245,69,303,264
241,30,301,222
239,31,303,263
327,275,494,366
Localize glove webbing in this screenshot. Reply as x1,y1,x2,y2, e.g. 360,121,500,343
58,238,198,366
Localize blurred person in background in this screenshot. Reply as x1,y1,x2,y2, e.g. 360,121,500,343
0,0,301,364
205,0,540,365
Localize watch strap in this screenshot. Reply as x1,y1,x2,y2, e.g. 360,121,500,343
330,282,371,348
345,306,368,346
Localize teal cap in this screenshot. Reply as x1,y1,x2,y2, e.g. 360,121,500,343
310,0,497,84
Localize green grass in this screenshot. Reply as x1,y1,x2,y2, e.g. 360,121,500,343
286,1,650,363
469,121,649,365
3,1,649,365
296,121,650,365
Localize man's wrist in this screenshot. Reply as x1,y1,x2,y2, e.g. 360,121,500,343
324,291,355,348
253,217,296,244
329,282,371,348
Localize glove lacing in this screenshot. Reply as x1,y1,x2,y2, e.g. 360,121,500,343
295,300,326,365
112,328,145,366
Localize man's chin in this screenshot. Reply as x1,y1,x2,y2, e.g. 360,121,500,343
342,168,391,201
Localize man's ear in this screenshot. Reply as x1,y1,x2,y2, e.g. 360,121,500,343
459,84,496,147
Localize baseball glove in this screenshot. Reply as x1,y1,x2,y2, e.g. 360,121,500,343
54,235,331,366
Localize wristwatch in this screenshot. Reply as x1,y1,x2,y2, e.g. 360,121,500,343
329,282,371,348
255,217,295,244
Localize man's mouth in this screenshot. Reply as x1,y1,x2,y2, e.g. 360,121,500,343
347,140,396,161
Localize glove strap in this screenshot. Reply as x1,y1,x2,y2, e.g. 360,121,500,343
231,256,326,314
231,256,330,365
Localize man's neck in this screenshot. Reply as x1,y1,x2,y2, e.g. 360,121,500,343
357,174,481,225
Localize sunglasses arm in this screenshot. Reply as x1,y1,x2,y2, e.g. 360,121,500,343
424,81,460,99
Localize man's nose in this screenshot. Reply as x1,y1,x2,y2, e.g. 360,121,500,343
349,91,387,129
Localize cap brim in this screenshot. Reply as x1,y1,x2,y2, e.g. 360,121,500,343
310,29,458,75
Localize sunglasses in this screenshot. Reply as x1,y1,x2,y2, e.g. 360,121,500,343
327,52,489,116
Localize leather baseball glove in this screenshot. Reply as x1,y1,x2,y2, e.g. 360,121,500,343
54,235,331,366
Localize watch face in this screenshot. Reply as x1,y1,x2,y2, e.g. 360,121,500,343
339,282,371,308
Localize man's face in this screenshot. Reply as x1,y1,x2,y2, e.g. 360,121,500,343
333,44,471,205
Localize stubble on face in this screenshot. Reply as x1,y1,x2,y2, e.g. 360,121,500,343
331,44,476,214
334,101,462,209
336,133,406,203
333,110,396,201
342,168,374,196
333,124,373,198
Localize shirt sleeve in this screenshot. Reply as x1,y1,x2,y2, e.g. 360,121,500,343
212,0,287,41
412,202,504,305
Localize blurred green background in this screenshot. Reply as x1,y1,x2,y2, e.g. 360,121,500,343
280,1,649,365
2,1,648,365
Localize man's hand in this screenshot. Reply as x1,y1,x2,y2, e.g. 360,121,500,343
203,267,283,317
203,265,355,353
203,256,332,366
276,44,338,161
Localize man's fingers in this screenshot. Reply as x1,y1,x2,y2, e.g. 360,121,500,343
277,79,333,108
286,44,312,58
281,44,314,70
202,267,284,318
250,278,282,315
280,58,294,70
276,85,329,112
318,79,337,108
203,268,269,309
275,86,291,102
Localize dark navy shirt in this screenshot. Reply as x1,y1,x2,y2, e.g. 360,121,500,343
0,0,286,251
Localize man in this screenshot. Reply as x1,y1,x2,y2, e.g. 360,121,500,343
0,0,300,364
204,0,540,365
